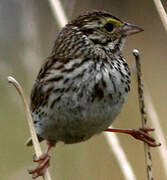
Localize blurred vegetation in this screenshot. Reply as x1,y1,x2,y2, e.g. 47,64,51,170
0,0,167,179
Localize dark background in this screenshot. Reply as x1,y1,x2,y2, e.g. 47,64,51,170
0,0,167,179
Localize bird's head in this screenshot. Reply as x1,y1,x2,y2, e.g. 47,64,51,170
68,11,143,51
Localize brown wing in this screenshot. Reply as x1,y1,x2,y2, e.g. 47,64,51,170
30,56,70,112
30,56,54,111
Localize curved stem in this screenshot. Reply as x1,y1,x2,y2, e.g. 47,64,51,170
8,76,52,180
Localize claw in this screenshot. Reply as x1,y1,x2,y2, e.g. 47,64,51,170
31,167,47,179
28,154,50,178
131,129,155,142
28,141,55,179
139,127,155,132
33,153,48,162
130,128,161,147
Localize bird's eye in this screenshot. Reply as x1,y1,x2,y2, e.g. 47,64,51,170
104,23,114,32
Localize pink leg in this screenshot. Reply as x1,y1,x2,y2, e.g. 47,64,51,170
104,127,161,147
28,141,55,179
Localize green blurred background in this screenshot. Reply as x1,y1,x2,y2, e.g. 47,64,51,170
0,0,167,179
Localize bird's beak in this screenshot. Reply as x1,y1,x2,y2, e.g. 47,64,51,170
121,23,144,36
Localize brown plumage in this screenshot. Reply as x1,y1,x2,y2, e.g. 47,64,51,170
27,11,159,179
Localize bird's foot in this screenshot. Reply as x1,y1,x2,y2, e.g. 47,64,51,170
129,127,161,147
105,127,161,147
28,153,50,179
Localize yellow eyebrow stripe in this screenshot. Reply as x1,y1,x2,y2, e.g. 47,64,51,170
105,18,123,26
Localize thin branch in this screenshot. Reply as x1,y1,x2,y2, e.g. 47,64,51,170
132,49,154,180
145,89,167,179
136,1,167,178
150,1,167,177
48,0,67,27
8,76,52,180
47,1,137,180
152,0,167,33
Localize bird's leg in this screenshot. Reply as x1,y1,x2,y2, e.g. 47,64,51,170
28,141,55,179
104,127,161,147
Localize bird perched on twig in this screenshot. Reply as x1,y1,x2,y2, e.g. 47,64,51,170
26,10,159,179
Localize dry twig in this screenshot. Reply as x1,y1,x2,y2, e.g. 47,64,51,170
152,0,167,32
147,1,167,178
145,90,167,178
48,0,67,27
133,49,154,180
8,76,52,180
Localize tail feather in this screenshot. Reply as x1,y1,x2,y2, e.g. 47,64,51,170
25,135,44,146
